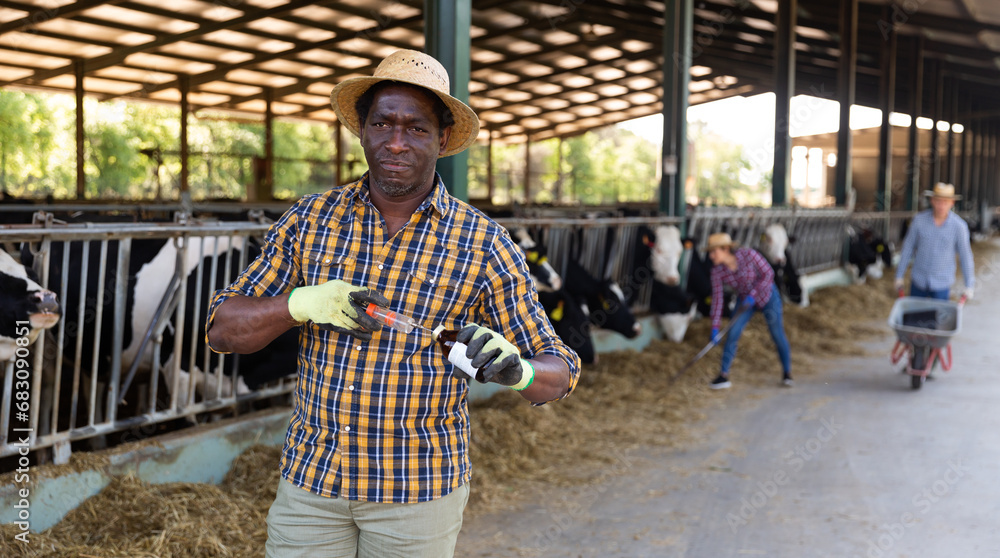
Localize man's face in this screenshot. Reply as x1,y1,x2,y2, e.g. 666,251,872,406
930,196,954,217
360,84,451,198
708,246,726,265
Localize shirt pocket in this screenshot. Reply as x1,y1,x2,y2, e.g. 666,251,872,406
301,248,358,287
403,249,485,326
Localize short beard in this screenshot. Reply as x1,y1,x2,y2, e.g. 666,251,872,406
370,175,422,198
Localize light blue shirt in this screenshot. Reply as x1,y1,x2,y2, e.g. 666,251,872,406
895,210,975,291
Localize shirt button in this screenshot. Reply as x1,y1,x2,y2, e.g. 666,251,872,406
348,385,355,391
344,426,351,432
377,264,384,270
323,257,332,264
355,345,362,351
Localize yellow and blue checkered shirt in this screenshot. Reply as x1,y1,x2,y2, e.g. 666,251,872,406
207,174,580,503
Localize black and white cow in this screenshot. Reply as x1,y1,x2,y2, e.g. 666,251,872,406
509,227,562,291
846,225,892,283
640,225,736,342
564,259,642,340
537,289,595,364
21,233,297,426
758,223,805,305
0,250,60,362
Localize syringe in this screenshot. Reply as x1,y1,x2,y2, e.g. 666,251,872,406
365,303,428,334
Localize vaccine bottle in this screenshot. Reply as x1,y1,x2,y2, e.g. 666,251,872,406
432,326,484,382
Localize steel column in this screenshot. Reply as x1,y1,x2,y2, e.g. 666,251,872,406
877,14,896,213
959,98,971,202
661,0,692,217
425,0,471,201
75,61,85,199
772,0,797,207
263,87,274,201
905,37,924,211
334,121,343,186
524,139,531,204
486,127,494,202
835,0,858,206
180,74,190,196
929,62,942,185
946,79,957,184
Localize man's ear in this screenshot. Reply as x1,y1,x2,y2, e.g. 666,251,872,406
438,126,452,154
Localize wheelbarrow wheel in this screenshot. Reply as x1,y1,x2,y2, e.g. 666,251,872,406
910,346,929,390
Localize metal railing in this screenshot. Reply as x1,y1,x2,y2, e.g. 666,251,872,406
1,205,905,463
0,219,294,462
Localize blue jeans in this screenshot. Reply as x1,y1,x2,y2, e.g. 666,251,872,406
909,283,950,301
721,283,791,376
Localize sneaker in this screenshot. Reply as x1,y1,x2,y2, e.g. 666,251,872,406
781,374,794,387
710,375,731,389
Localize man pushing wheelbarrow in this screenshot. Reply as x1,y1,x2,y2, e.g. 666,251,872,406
891,183,975,389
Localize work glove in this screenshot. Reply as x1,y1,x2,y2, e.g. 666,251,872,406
710,327,721,344
288,280,389,341
742,295,755,308
962,286,974,301
456,324,535,391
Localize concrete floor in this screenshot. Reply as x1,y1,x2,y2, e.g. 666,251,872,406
456,245,1000,558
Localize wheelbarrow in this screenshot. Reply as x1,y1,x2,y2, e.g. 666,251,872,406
888,296,964,390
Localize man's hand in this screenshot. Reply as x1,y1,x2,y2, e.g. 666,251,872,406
963,286,974,301
456,324,534,390
894,277,905,296
711,327,721,344
287,280,389,341
742,295,755,308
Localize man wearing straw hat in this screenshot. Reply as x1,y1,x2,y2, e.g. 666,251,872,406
704,232,793,389
206,50,580,557
894,182,975,301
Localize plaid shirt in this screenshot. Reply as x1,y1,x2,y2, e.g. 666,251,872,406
709,247,774,329
206,174,580,503
895,210,975,291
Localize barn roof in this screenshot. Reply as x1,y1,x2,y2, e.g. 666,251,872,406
1,0,999,144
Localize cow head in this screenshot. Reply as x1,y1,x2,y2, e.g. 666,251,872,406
0,250,61,361
511,227,562,291
650,225,683,285
759,224,790,266
538,290,595,364
586,281,642,339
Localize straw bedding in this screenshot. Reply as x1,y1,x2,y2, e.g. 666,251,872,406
3,240,995,557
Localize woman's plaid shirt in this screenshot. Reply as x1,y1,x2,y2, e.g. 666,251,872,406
206,174,580,503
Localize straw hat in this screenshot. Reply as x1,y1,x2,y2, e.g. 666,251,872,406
329,49,480,158
706,232,739,251
923,182,962,200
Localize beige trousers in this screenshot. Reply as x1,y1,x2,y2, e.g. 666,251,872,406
265,478,469,558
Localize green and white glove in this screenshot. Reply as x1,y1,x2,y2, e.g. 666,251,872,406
288,280,389,341
456,324,535,391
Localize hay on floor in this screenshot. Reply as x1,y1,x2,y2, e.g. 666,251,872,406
5,238,996,557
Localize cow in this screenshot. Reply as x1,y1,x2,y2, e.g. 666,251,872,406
20,232,298,435
758,223,805,305
537,289,595,364
563,259,642,340
846,225,892,284
641,226,735,342
0,249,60,362
509,227,562,291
